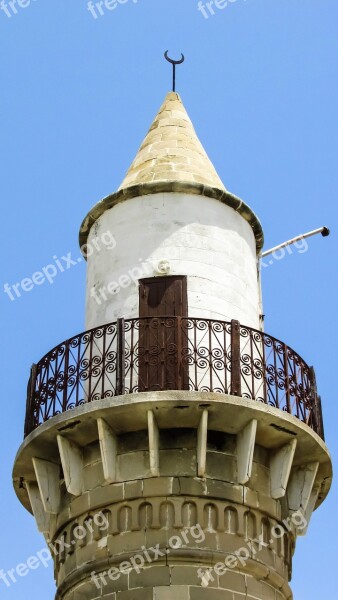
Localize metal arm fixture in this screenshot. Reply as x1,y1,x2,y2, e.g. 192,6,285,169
261,226,330,258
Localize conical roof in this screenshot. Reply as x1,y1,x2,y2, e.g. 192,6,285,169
79,92,264,253
118,92,226,191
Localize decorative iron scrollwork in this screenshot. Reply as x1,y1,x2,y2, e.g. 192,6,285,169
24,316,324,440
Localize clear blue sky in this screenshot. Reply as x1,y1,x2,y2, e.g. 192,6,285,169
1,1,337,598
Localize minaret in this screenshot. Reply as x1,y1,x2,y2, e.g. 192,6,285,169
14,91,332,600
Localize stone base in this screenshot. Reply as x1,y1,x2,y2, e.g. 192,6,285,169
13,393,332,600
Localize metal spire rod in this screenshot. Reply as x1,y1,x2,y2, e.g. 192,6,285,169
164,51,185,92
261,226,330,258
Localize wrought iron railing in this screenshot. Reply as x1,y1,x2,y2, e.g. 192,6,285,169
24,317,324,439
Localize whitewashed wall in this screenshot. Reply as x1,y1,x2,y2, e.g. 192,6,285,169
85,192,261,330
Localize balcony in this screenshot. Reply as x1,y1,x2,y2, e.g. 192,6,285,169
24,317,324,439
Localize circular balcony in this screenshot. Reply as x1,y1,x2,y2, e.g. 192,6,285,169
24,317,324,439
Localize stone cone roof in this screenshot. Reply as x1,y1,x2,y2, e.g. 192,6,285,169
118,92,226,192
79,93,264,253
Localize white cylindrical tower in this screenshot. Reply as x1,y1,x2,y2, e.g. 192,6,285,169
80,92,264,330
13,91,331,600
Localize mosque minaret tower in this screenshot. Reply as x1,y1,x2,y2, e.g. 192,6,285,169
13,85,331,600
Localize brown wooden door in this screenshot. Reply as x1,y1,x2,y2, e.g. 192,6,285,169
138,276,188,391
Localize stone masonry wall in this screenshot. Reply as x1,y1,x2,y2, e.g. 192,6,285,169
53,431,293,600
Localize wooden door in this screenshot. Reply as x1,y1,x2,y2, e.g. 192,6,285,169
138,276,188,391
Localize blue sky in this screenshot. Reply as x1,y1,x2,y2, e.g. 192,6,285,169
1,1,337,598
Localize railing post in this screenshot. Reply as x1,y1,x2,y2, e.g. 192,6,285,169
63,341,70,411
283,344,291,414
317,395,325,441
177,316,182,390
309,366,324,439
231,320,242,397
309,366,319,435
116,318,125,396
25,363,37,438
